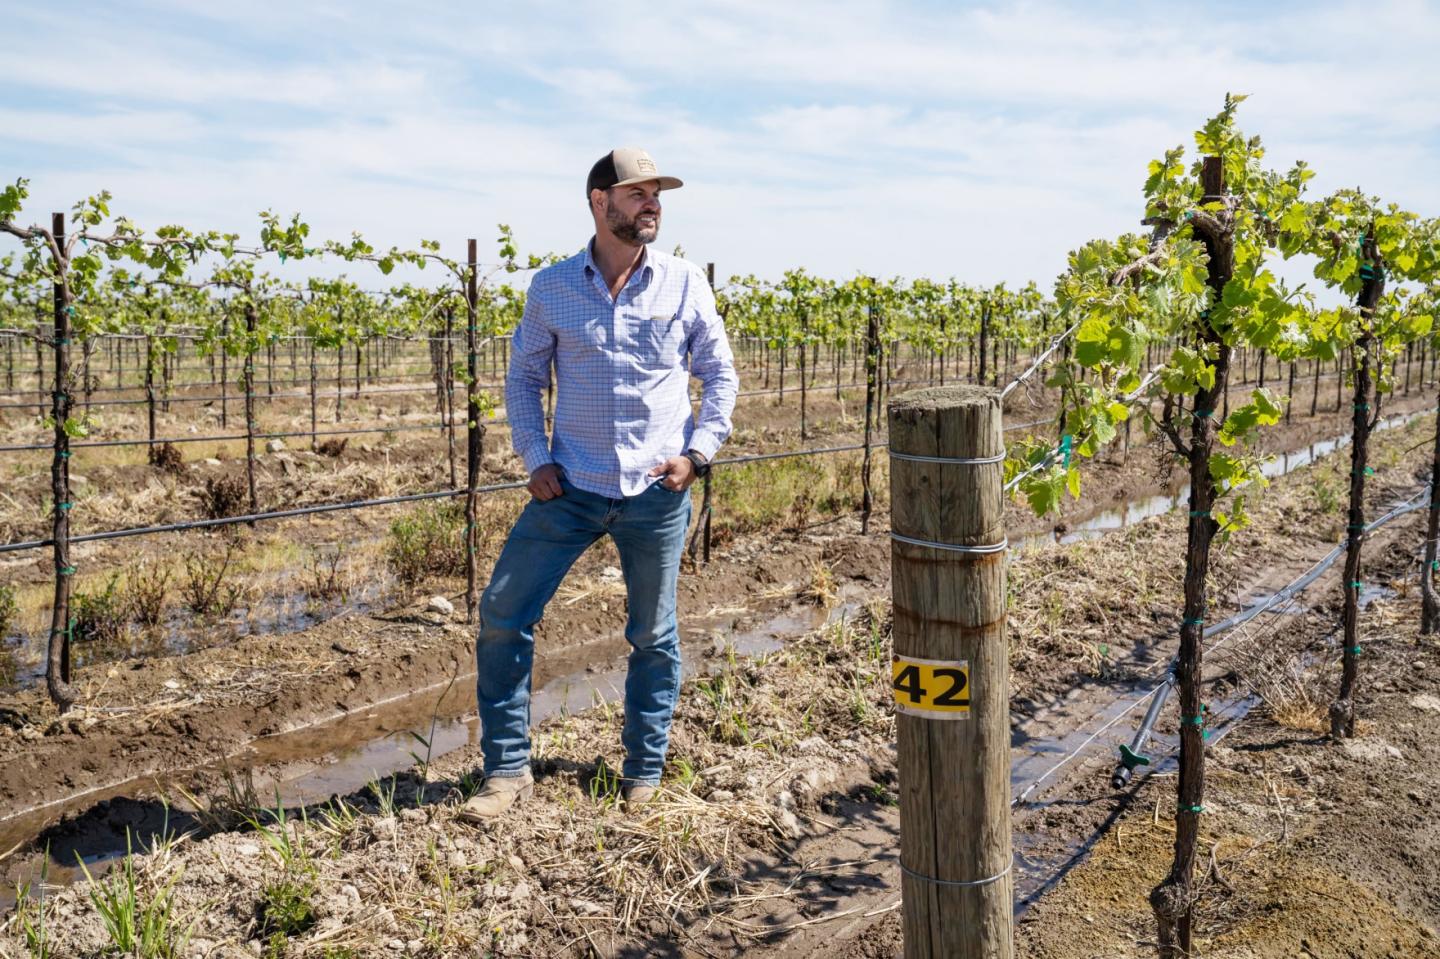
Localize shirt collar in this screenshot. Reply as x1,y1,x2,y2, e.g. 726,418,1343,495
582,238,653,287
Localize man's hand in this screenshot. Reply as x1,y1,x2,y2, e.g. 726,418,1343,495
649,455,697,492
528,463,564,501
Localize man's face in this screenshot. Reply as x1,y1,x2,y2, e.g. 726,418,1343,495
598,181,662,245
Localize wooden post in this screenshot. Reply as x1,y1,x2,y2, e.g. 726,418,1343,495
860,296,879,534
701,470,713,564
220,311,229,428
888,385,1012,959
703,262,716,564
34,309,45,418
144,333,158,461
465,240,483,623
308,338,318,451
243,301,259,521
1286,361,1295,424
977,294,989,386
799,304,809,440
445,307,458,490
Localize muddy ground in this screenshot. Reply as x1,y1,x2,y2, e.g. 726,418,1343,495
1,383,1438,954
815,537,1440,959
1,349,1427,697
1,384,1434,825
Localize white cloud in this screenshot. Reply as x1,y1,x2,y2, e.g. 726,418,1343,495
1,0,1436,292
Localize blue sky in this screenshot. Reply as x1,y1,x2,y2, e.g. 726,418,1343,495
3,1,1438,289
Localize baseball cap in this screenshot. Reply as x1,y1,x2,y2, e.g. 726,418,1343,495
586,147,683,196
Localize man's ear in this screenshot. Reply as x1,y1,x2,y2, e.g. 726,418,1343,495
589,188,605,215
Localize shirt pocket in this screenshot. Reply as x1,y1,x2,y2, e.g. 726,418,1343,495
626,312,685,370
560,315,609,352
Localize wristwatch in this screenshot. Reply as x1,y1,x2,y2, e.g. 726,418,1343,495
683,449,711,478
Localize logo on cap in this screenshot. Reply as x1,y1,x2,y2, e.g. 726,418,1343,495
636,157,656,174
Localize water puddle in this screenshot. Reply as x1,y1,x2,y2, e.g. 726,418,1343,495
0,597,859,913
1,578,389,695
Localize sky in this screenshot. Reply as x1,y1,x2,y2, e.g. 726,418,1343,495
2,0,1438,292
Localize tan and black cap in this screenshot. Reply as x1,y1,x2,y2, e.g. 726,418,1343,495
586,147,683,197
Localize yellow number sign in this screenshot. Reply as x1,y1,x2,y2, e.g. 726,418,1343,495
891,655,971,719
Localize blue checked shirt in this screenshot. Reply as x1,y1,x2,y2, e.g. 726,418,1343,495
506,242,739,498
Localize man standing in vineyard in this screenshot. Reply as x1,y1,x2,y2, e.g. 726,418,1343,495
460,148,738,820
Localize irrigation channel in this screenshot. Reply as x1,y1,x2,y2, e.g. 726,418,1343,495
3,403,1433,924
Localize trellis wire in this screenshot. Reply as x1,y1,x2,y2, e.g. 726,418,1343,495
999,319,1082,401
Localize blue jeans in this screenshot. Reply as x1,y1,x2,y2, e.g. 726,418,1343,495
476,476,691,785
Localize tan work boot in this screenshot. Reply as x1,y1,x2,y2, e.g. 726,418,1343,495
457,773,534,822
621,783,658,812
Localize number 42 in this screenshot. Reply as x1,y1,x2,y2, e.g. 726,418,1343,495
893,663,968,707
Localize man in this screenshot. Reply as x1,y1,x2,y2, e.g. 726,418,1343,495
460,147,739,820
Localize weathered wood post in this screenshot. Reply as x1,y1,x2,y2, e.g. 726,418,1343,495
860,295,880,534
888,385,1012,959
243,300,260,522
464,239,482,623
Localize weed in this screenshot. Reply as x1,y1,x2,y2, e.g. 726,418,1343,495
149,441,184,474
172,760,263,833
303,546,349,602
125,562,172,628
695,670,752,746
1311,470,1342,515
315,789,357,835
385,501,465,592
407,730,434,780
456,770,483,800
196,474,248,520
181,541,243,619
0,582,17,639
368,774,400,818
589,757,622,809
77,834,192,959
711,458,825,536
849,674,873,726
258,877,317,957
670,756,699,792
1261,673,1330,733
14,851,52,959
71,574,128,645
799,560,838,607
243,792,314,877
244,792,319,957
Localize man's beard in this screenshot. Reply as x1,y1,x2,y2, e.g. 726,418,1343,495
606,204,658,245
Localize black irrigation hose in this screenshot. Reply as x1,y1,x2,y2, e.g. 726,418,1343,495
1017,483,1433,806
0,421,478,453
0,442,891,554
0,370,468,400
0,384,446,410
0,481,528,554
